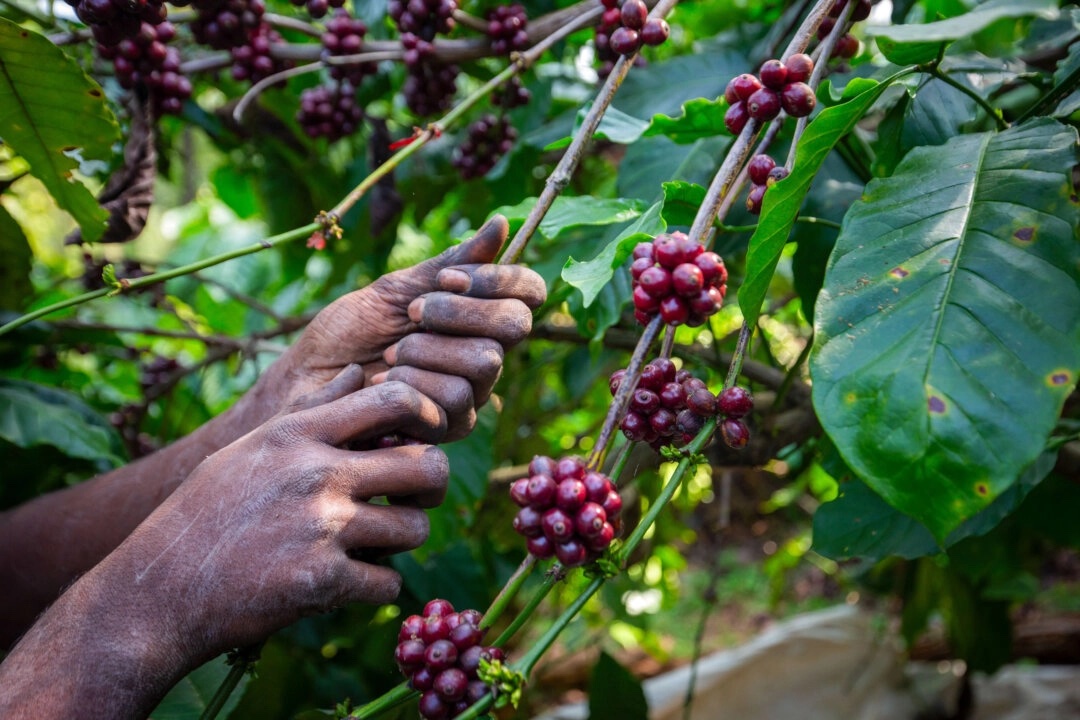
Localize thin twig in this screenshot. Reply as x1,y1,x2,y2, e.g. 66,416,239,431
452,8,491,32
233,62,324,124
264,12,322,37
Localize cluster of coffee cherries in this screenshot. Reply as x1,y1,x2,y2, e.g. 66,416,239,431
819,0,873,59
287,0,344,19
510,456,622,567
390,0,460,115
594,0,668,76
717,386,753,449
452,115,517,180
744,154,789,215
64,0,166,47
723,53,816,134
395,599,502,720
97,22,191,115
230,24,290,83
296,83,362,141
188,0,264,50
492,75,531,109
321,9,376,85
486,4,529,55
630,232,728,327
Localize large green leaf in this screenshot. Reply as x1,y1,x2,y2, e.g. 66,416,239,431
151,655,250,720
0,204,31,311
0,378,125,467
739,77,898,326
0,19,119,241
644,97,727,144
489,196,645,239
544,105,649,151
868,0,1059,65
810,118,1080,541
588,652,648,720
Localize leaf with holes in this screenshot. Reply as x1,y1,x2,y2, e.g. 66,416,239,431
0,20,119,241
810,118,1080,541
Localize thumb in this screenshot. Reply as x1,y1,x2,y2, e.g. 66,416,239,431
420,215,510,272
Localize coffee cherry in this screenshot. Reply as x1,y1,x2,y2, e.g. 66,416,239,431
686,387,717,416
601,489,623,518
411,666,436,691
400,614,425,642
781,82,816,117
630,388,661,415
620,0,647,30
575,502,608,537
459,609,483,627
541,508,575,542
583,472,611,503
767,166,790,185
632,242,655,261
721,418,751,449
672,263,705,296
555,479,587,512
526,474,557,508
659,382,687,408
630,256,654,280
759,58,787,89
724,102,749,134
449,622,482,651
652,357,677,381
717,386,754,417
747,154,776,185
458,646,484,677
513,506,543,537
422,615,451,644
639,266,672,297
785,53,814,83
425,639,458,671
529,455,557,477
555,456,586,481
526,533,555,558
639,362,666,390
659,295,690,325
609,368,627,396
396,639,427,673
434,668,468,702
746,184,766,215
834,33,859,59
418,691,449,720
633,285,660,313
640,17,669,46
725,73,762,103
586,522,616,551
609,26,641,56
746,88,781,120
556,539,588,566
510,478,530,506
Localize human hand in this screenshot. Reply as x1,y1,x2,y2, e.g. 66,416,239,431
101,367,450,659
277,215,545,440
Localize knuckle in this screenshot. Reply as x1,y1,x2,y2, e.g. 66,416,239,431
379,381,422,418
444,377,475,414
421,446,450,496
476,340,504,376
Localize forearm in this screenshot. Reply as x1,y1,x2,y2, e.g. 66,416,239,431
0,356,292,649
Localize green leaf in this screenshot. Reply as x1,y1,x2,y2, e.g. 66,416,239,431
0,378,124,467
562,201,664,307
489,196,645,239
0,204,31,311
613,49,743,119
868,0,1059,64
544,105,649,151
588,652,647,720
644,97,727,144
659,181,706,227
813,480,939,561
151,656,250,720
810,118,1080,541
738,76,896,326
0,19,119,241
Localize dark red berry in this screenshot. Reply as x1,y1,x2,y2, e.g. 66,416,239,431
652,357,677,381
686,388,717,416
583,472,611,503
672,263,705,297
639,266,672,298
724,101,749,134
630,256,654,280
726,73,761,103
422,615,451,644
396,639,426,672
746,184,766,215
509,477,530,507
458,646,483,677
423,601,454,620
817,16,836,39
620,0,647,30
555,479,587,512
528,455,556,477
459,609,482,627
785,53,814,83
411,666,436,691
746,88,781,120
609,26,641,56
601,489,622,517
659,382,687,409
425,639,458,671
721,418,750,448
525,473,557,508
449,621,482,650
399,614,425,642
759,58,787,89
676,409,706,438
575,502,607,537
717,386,754,417
781,82,816,117
609,368,627,396
541,507,574,542
650,407,677,436
694,252,727,284
834,33,859,59
630,388,661,415
632,242,654,261
556,539,589,567
640,17,669,46
659,294,689,325
633,285,660,313
852,0,872,22
586,522,616,552
639,362,666,390
767,166,790,185
747,154,776,185
418,690,449,720
555,456,585,481
433,668,468,702
652,234,682,268
513,506,544,537
526,534,555,558
621,410,650,442
465,680,490,704
689,287,724,316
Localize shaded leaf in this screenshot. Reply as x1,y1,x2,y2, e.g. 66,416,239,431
644,97,727,144
151,655,250,720
0,19,119,241
588,652,648,720
869,0,1059,64
544,106,649,151
617,135,731,202
613,49,743,118
659,180,706,227
0,378,124,467
810,118,1080,540
739,77,895,326
562,201,664,306
0,203,31,311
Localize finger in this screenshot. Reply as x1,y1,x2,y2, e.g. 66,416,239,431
339,503,430,554
274,381,446,448
422,215,509,270
384,334,503,405
381,365,477,441
334,560,405,606
321,443,449,507
281,364,366,415
408,293,533,347
435,264,547,309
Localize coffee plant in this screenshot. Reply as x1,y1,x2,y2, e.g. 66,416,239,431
1,0,1079,717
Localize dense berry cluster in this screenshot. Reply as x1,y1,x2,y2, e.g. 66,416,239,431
744,154,789,215
452,115,517,180
391,0,460,115
65,0,166,47
594,0,668,76
230,24,290,82
723,53,816,134
492,75,531,109
818,0,872,58
630,232,727,327
189,0,264,50
287,0,344,19
322,10,376,85
296,83,362,141
611,359,717,450
395,599,502,720
510,456,621,567
486,4,528,55
717,386,753,449
97,22,191,115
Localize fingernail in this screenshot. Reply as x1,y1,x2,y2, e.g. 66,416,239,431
370,371,389,384
383,344,398,365
408,297,425,324
437,268,471,293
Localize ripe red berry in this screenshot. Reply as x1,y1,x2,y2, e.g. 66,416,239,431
466,680,490,703
747,154,776,185
717,386,754,417
583,472,611,503
555,478,587,512
686,387,717,416
721,418,751,449
767,166,790,185
759,58,787,89
640,17,669,46
621,410,650,442
418,690,449,720
396,639,426,673
639,266,672,297
586,522,616,552
555,539,589,566
650,407,677,435
541,507,574,542
528,455,556,477
746,183,766,215
411,666,436,691
601,489,623,517
630,388,661,415
633,285,660,313
659,381,687,409
458,646,484,677
652,234,682,268
575,502,608,537
620,0,647,30
725,73,762,103
676,409,706,438
746,88,781,120
817,16,836,39
449,622,482,651
609,26,641,56
694,252,727,284
833,33,859,59
525,473,557,508
689,286,724,316
639,362,666,390
785,53,814,83
652,357,677,381
555,456,586,481
434,668,468,702
630,256,653,279
509,477,530,507
513,506,543,537
399,614,425,642
422,615,451,644
724,101,749,134
658,295,689,325
781,82,816,117
671,263,705,297
609,368,627,395
424,599,455,618
526,533,555,558
852,0,872,21
632,242,654,261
